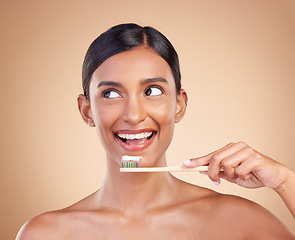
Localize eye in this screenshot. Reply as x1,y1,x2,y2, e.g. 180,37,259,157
102,89,122,99
145,86,163,96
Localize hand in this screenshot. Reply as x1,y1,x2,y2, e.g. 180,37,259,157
183,141,289,190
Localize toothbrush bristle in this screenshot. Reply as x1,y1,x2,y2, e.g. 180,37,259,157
121,155,142,168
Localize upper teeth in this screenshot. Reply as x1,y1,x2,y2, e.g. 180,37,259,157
118,132,153,140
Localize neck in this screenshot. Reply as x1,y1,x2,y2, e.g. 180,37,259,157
95,156,178,215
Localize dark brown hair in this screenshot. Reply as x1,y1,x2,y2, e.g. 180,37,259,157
82,23,181,99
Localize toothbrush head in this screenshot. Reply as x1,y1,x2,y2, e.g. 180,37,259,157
121,155,142,168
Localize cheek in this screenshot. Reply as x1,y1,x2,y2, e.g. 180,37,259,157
147,97,177,132
93,105,112,126
147,99,176,157
153,95,177,117
91,103,119,141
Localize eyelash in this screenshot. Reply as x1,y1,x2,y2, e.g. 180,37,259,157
144,85,164,96
102,88,122,98
101,85,164,99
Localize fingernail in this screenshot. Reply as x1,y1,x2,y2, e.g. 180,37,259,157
212,181,220,186
183,160,191,165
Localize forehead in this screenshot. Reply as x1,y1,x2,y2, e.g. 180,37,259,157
91,47,174,84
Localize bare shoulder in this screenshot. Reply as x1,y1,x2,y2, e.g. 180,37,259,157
15,192,107,240
176,181,294,239
210,193,294,239
16,211,65,240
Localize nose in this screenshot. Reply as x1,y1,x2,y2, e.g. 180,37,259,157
122,95,147,125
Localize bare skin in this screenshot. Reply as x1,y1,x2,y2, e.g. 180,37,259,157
17,177,293,239
184,141,295,218
16,47,295,239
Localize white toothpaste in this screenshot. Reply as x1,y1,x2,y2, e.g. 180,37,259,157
122,155,142,161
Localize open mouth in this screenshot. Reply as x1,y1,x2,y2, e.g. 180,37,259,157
115,131,156,146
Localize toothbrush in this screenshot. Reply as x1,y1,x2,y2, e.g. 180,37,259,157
120,155,223,172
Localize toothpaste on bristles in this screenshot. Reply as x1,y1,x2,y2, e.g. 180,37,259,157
121,155,142,168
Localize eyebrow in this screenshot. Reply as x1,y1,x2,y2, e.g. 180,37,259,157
96,77,168,88
140,77,168,86
97,81,123,88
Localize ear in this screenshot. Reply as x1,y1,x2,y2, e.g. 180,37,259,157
175,89,188,123
77,94,95,127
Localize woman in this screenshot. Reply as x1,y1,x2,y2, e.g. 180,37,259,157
17,23,295,239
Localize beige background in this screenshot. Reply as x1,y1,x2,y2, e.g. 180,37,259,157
1,0,295,238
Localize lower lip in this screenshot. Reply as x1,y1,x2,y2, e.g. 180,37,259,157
115,132,156,152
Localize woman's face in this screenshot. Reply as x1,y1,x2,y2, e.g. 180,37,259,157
79,46,186,167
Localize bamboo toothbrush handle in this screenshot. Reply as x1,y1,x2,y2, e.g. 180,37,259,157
120,165,223,172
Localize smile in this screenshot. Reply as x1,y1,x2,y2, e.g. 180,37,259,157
114,130,156,151
118,131,152,142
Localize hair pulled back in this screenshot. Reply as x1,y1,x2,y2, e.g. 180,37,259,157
82,23,181,99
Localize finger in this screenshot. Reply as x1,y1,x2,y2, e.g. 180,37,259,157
210,141,249,165
235,175,264,189
219,147,266,188
219,171,259,188
207,142,247,183
222,154,261,188
223,146,263,181
218,143,262,181
183,156,210,167
183,142,235,167
234,157,261,181
199,171,223,186
220,146,253,179
218,171,237,183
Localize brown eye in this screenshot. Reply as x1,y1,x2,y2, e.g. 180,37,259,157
103,90,121,99
145,87,163,96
